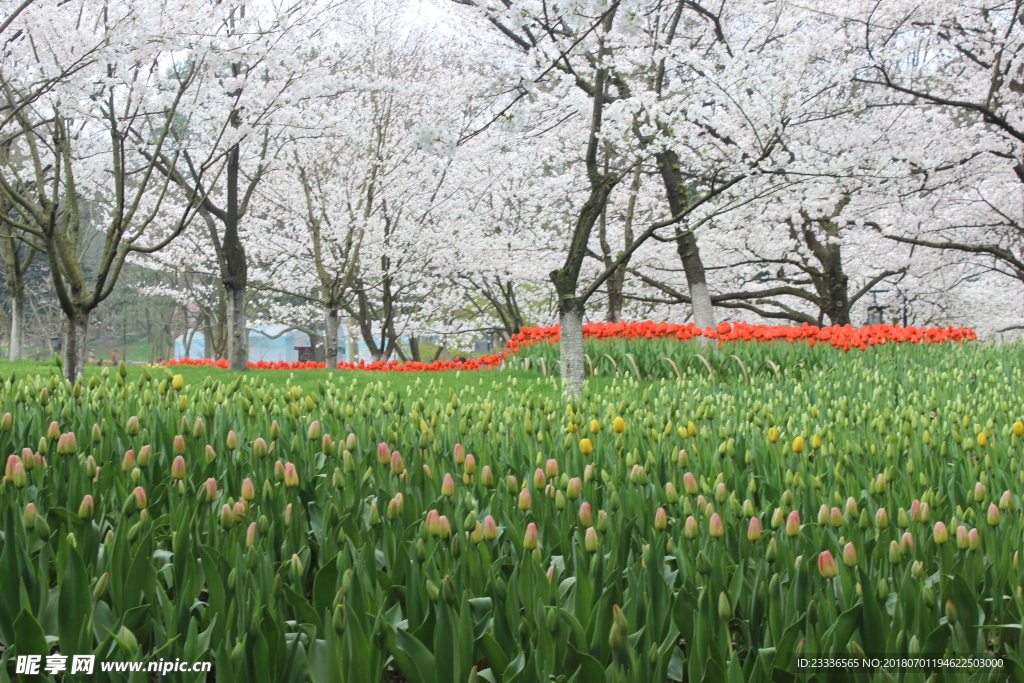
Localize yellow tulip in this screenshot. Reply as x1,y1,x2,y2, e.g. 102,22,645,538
579,438,593,455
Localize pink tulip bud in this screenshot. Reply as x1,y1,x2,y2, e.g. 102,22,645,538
665,482,679,504
682,472,698,495
579,502,593,527
47,421,60,441
438,515,451,538
845,497,858,518
709,512,724,537
11,461,26,487
453,443,465,464
284,503,293,526
533,468,546,489
126,415,140,436
654,507,668,530
968,527,980,550
1000,490,1012,510
584,463,596,482
518,488,532,510
817,550,838,578
483,515,498,540
307,421,321,441
910,499,922,522
441,472,455,497
5,454,19,479
23,502,37,528
387,497,401,521
523,522,538,550
684,515,698,539
545,459,559,478
771,507,784,528
78,494,94,520
21,447,33,471
253,438,268,457
481,465,494,486
171,455,186,479
464,454,476,475
956,525,969,549
283,462,299,488
426,509,442,536
843,542,857,567
566,477,582,500
390,452,405,475
974,482,986,500
121,450,135,472
933,521,949,544
173,435,186,455
987,503,1000,526
132,486,147,510
697,495,708,513
274,460,285,481
585,526,599,552
422,464,433,479
246,522,257,548
241,478,255,501
901,531,914,554
747,516,762,541
786,510,801,536
875,507,889,529
377,442,390,464
204,477,218,501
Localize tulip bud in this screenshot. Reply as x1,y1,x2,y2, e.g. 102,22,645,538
252,437,268,457
132,486,147,510
901,531,914,554
968,527,980,550
786,510,801,536
684,515,698,539
441,472,455,497
578,501,593,527
654,507,668,530
597,509,608,531
709,512,723,537
169,455,186,480
523,522,538,550
203,477,218,502
518,488,532,510
933,521,949,544
888,540,901,564
226,431,238,450
818,550,838,578
284,462,299,488
0,413,10,431
579,438,593,455
77,494,94,520
442,575,456,604
696,550,712,574
739,516,759,542
565,477,582,501
608,622,623,650
219,504,235,529
481,465,494,487
585,526,599,552
93,572,109,600
766,538,778,563
945,600,957,625
121,450,135,472
290,553,303,581
987,503,1000,526
719,591,732,620
683,472,698,495
172,434,186,455
426,509,442,536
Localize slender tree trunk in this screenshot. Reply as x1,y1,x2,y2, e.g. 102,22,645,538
310,331,325,363
558,297,586,397
606,266,625,322
677,231,715,330
324,308,339,367
656,150,716,332
8,291,24,361
225,284,247,370
62,311,89,382
409,335,421,362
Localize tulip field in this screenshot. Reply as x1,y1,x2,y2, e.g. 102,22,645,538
1,330,1023,682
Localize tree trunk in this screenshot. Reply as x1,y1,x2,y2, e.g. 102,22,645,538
324,308,339,367
225,284,247,370
62,312,89,382
8,291,24,362
558,298,586,398
656,150,715,332
606,266,625,322
310,331,325,363
409,335,421,362
677,231,715,331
